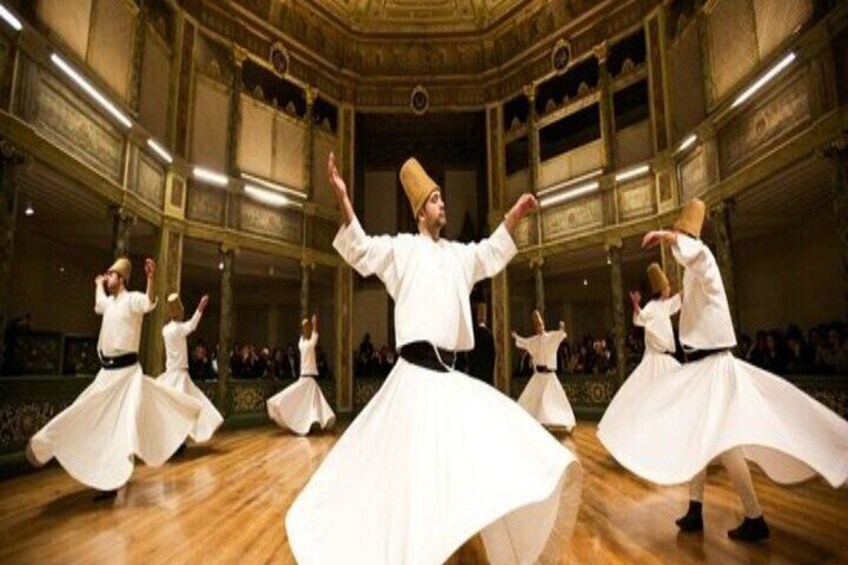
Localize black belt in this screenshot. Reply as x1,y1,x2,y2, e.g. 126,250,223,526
535,365,556,373
683,348,731,364
100,352,138,370
400,342,456,373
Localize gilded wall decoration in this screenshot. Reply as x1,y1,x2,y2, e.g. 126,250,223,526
175,23,196,157
167,232,182,291
512,215,534,248
410,85,429,115
678,146,708,202
618,177,655,220
647,17,668,152
186,183,226,225
542,196,604,240
29,69,124,181
133,153,166,207
238,198,303,244
719,71,811,176
313,217,337,253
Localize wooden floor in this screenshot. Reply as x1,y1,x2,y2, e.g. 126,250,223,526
1,423,846,564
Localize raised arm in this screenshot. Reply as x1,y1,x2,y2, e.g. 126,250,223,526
94,274,107,315
310,313,319,345
329,154,398,290
465,194,536,285
630,290,647,327
512,330,530,350
329,151,355,227
128,258,158,314
182,294,209,336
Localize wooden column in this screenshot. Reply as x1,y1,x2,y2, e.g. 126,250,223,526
217,246,235,415
607,240,628,384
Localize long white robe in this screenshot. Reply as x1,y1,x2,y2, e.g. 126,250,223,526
28,288,202,491
599,235,848,487
514,330,576,430
267,332,336,435
157,310,224,443
285,218,582,565
597,295,682,459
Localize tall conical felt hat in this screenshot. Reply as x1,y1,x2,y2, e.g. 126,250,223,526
647,262,670,294
531,309,544,327
108,257,131,280
167,293,184,319
673,198,706,239
399,157,439,216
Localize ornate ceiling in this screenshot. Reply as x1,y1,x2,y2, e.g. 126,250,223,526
296,0,533,35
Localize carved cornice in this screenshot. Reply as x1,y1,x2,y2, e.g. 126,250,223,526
179,0,655,108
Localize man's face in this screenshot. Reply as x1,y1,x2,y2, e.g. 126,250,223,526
105,271,123,294
661,286,671,299
418,190,446,231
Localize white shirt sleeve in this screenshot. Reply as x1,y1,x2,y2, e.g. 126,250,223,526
333,218,399,295
180,309,203,337
310,331,319,346
514,333,530,350
672,235,723,294
667,293,682,316
461,223,518,286
634,304,652,327
128,291,156,314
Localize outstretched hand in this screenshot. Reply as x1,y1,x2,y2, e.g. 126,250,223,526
328,152,347,201
144,258,157,278
642,230,676,249
504,193,538,233
198,294,210,313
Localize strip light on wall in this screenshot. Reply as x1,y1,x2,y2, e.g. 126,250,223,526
0,4,22,31
50,54,132,128
731,52,797,109
146,139,173,164
244,184,292,208
537,168,603,198
676,133,697,154
615,164,651,182
240,172,305,200
539,181,599,208
192,166,228,187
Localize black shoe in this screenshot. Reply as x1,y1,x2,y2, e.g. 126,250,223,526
675,500,704,532
728,516,770,542
92,490,117,502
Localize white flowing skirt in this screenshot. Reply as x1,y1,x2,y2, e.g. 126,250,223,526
157,369,224,443
598,351,848,488
517,371,576,431
267,376,336,436
597,350,680,442
285,359,583,565
28,364,202,491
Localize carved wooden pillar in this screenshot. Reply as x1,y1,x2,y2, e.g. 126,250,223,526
607,240,628,384
0,142,25,373
304,87,317,200
144,226,183,375
110,206,135,259
487,102,512,394
531,257,545,318
300,261,313,319
709,199,739,329
334,104,355,412
824,134,848,318
596,41,616,172
217,245,235,415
